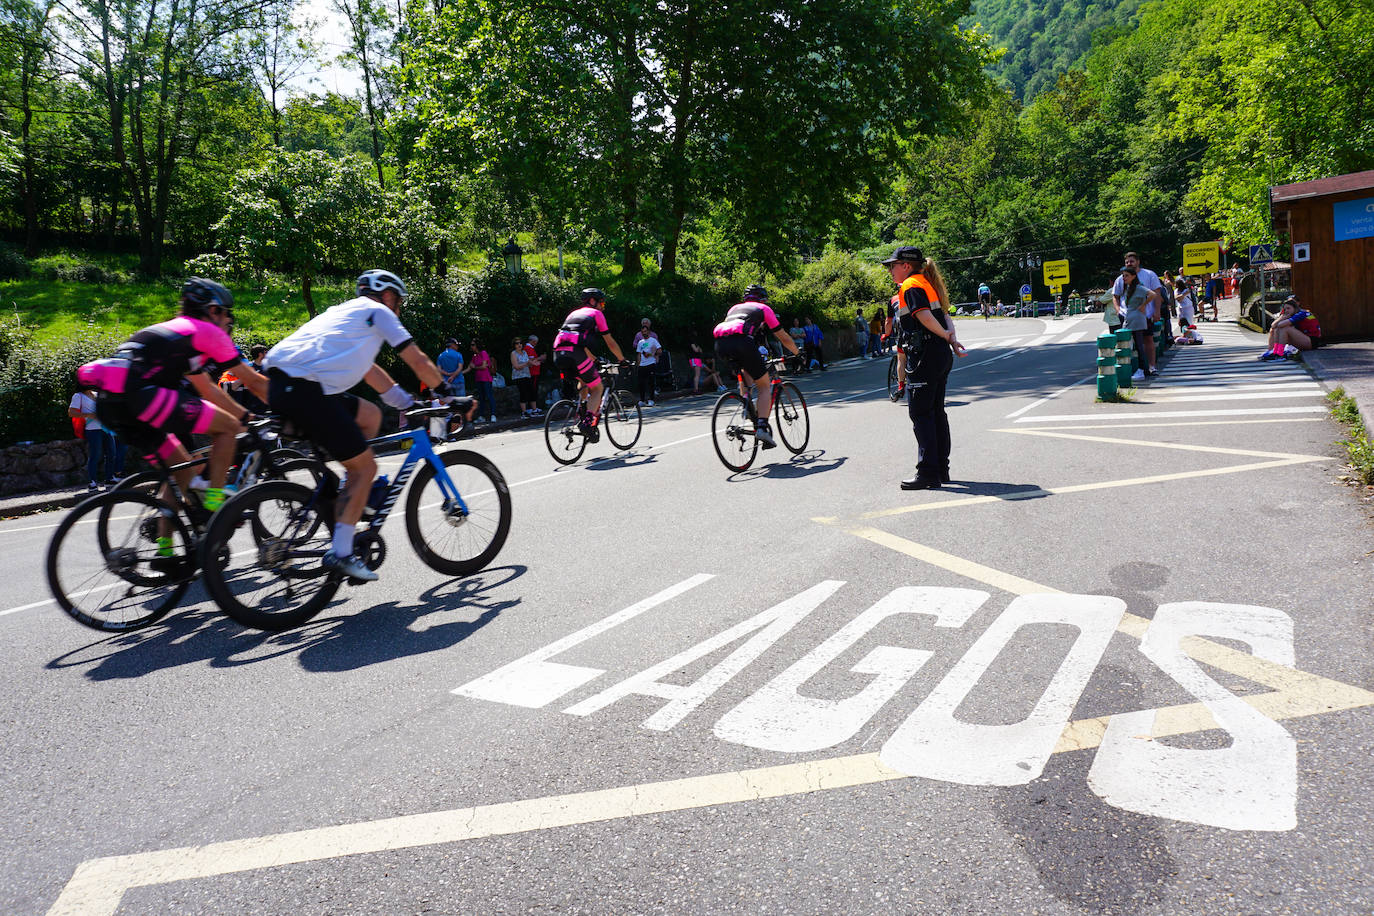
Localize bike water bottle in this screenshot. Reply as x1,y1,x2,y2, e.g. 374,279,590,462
367,475,389,513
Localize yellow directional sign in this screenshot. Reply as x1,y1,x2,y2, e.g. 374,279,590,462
1183,242,1220,274
1042,259,1070,287
1050,285,1063,297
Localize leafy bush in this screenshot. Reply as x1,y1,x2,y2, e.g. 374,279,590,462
783,249,890,324
0,318,126,446
0,242,29,280
31,252,126,284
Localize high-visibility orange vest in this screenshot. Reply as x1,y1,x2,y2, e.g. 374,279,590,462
895,274,940,318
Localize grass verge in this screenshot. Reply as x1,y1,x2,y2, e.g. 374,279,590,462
1326,387,1374,486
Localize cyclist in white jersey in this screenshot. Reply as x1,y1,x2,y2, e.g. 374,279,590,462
266,269,475,581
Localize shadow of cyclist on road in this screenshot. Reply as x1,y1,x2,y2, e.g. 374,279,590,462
48,565,525,680
729,450,847,481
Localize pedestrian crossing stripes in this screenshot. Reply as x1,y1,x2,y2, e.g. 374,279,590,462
1012,322,1330,424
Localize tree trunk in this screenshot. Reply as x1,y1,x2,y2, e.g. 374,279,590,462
437,239,448,278
302,273,316,318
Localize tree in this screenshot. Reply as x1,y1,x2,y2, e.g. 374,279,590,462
332,0,392,187
398,0,991,279
247,0,318,148
56,0,278,274
0,0,58,254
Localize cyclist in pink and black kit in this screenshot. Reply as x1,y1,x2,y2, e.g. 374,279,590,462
712,285,800,449
78,279,270,517
552,288,628,442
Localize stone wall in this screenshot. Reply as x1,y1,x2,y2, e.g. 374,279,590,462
0,438,87,496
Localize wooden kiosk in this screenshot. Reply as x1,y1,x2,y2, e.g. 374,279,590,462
1270,169,1374,340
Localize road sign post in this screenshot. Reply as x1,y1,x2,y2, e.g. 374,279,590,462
1018,254,1042,317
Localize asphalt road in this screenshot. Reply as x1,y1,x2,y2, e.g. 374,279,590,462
4,314,1372,915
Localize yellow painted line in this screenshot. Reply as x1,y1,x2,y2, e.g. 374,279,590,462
818,522,1374,732
51,655,1374,916
49,755,909,916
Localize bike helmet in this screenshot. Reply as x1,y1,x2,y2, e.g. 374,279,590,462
580,287,606,303
357,269,408,300
742,284,769,303
181,277,234,317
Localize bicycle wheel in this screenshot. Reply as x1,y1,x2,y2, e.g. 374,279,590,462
603,390,642,449
199,481,340,631
406,449,512,576
711,391,758,472
886,355,898,399
544,399,587,465
46,490,194,632
774,382,810,454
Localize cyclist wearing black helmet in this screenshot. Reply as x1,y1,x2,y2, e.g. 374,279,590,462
712,285,800,448
77,279,270,528
265,269,475,582
551,288,628,441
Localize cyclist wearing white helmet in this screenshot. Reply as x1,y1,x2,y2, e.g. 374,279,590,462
265,269,475,581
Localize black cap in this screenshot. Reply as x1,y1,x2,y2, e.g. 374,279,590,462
881,246,924,267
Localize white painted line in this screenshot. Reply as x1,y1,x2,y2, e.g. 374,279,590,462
998,338,1023,347
1149,390,1326,404
1059,331,1088,344
1026,334,1057,347
1005,374,1096,419
1015,406,1327,423
1141,380,1319,392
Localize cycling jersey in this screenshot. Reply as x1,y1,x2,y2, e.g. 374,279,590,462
713,301,780,341
265,297,414,394
553,307,610,352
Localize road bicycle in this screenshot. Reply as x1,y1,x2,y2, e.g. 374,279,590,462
44,419,320,632
543,361,642,465
887,351,901,401
197,405,511,631
710,358,810,472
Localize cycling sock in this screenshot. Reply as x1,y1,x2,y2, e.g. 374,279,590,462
202,487,225,512
155,536,174,557
1271,343,1285,356
332,523,356,559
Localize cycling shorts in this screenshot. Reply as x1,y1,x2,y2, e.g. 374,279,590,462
714,335,766,381
267,370,366,462
553,349,598,385
96,385,214,462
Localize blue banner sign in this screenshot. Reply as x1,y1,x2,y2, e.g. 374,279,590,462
1333,196,1374,242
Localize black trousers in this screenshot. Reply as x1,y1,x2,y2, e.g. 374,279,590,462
638,365,656,402
906,344,953,481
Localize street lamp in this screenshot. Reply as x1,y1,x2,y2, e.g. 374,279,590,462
503,238,523,275
1017,253,1042,316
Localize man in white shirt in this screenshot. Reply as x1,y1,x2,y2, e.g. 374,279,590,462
266,269,474,582
1111,251,1161,320
635,331,662,406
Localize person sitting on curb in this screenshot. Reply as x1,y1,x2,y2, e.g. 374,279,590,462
1259,297,1322,361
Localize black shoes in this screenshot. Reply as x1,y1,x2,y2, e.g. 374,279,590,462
901,476,942,491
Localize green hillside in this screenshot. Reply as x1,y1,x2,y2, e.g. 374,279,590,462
966,0,1144,99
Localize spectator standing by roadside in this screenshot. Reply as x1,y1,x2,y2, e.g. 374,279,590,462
437,338,466,397
853,307,869,358
803,317,827,371
789,318,807,366
868,309,885,357
524,335,544,409
1118,266,1163,380
68,386,124,490
510,336,539,417
635,328,662,406
470,339,495,422
1112,252,1161,368
1158,270,1177,352
633,318,659,352
1175,278,1197,329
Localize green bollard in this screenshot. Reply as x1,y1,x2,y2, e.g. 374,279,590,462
1115,329,1134,387
1097,355,1118,400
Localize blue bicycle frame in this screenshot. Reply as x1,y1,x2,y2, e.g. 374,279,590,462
358,427,470,529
